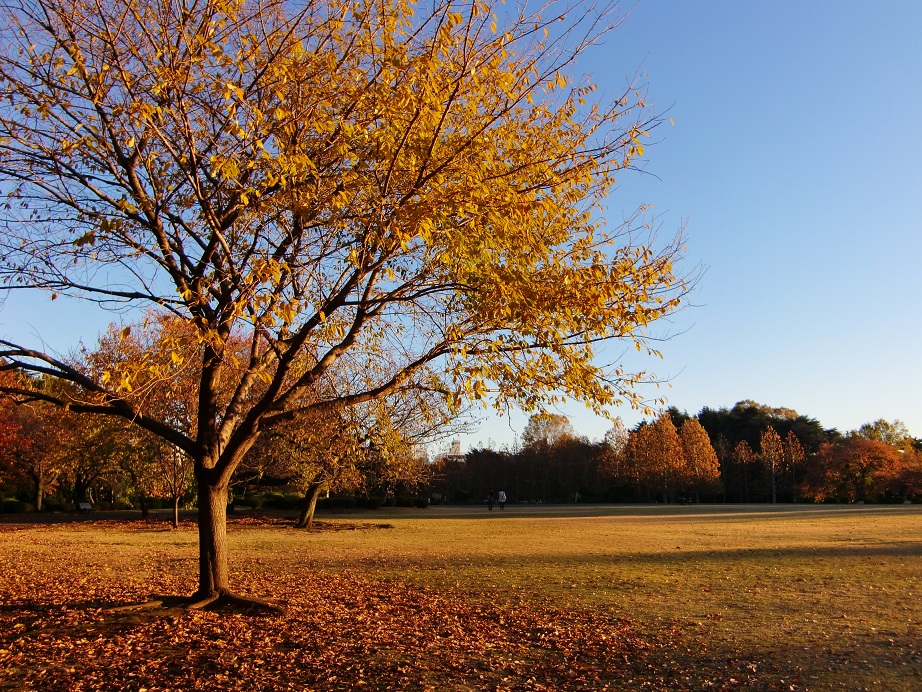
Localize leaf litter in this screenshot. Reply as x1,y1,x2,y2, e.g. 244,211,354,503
0,519,808,690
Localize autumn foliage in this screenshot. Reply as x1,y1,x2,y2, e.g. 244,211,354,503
430,406,922,506
801,436,907,503
0,0,686,601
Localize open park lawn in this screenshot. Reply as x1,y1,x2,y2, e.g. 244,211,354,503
2,505,921,691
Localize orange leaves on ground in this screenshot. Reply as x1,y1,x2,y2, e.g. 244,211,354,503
0,520,800,690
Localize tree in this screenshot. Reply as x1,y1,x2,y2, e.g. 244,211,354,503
600,418,629,482
697,402,833,456
0,395,65,509
521,412,577,450
696,402,835,501
759,426,783,503
55,409,128,509
88,315,203,526
783,431,805,502
0,0,685,607
857,419,912,449
713,433,732,502
249,398,432,528
627,415,685,502
678,418,719,501
802,436,903,503
731,440,756,503
249,405,363,528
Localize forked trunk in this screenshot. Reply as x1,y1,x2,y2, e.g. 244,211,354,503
196,479,230,597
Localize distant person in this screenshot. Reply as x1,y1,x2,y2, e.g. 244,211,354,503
487,489,495,511
497,489,507,510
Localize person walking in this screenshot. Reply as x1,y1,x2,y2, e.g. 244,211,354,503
487,489,495,511
497,489,507,510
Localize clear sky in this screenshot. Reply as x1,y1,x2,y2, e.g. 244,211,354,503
1,0,920,451
459,0,922,450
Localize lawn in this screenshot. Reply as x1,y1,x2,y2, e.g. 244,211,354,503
1,504,921,690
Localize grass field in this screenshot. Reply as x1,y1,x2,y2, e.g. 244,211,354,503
2,504,921,690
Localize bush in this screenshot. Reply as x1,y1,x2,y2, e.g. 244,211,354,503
450,490,471,504
415,497,429,508
395,496,415,508
41,496,70,512
257,492,303,510
1,499,34,513
239,494,264,509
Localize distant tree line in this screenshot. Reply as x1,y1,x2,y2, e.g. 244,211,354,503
5,368,921,513
427,402,922,505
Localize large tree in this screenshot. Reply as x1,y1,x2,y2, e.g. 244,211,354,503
0,0,685,606
520,412,577,450
802,436,903,503
856,419,912,450
627,415,685,502
678,418,719,501
89,314,203,525
759,426,783,503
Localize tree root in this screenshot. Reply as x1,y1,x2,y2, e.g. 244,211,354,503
107,592,283,616
107,599,167,612
186,590,285,615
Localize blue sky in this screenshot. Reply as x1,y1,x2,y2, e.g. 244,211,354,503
459,0,922,450
1,0,920,451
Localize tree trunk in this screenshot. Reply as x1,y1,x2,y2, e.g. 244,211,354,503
172,494,180,529
196,479,230,598
139,493,149,519
35,466,44,511
295,477,324,529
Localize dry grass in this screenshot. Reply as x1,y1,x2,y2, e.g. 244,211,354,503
2,504,921,690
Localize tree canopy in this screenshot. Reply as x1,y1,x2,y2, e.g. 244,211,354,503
0,0,686,604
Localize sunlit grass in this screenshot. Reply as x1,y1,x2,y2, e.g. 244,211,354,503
4,504,922,689
260,504,922,689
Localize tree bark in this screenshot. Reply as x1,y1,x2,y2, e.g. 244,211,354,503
35,466,44,511
295,476,324,529
196,479,230,598
172,494,180,529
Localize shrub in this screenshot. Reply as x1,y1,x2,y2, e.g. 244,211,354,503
1,499,34,513
271,493,304,510
415,497,429,508
240,494,264,509
41,496,70,512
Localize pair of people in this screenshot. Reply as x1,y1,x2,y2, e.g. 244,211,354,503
487,489,507,510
